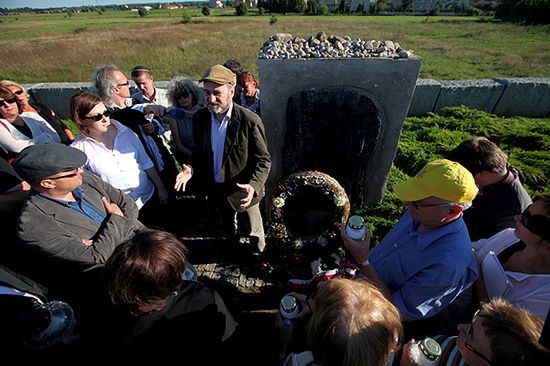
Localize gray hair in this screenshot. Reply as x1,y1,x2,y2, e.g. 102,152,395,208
438,199,473,211
166,76,204,108
92,64,120,103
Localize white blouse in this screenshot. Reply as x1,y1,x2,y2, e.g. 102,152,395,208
473,228,550,319
71,119,155,209
0,112,60,153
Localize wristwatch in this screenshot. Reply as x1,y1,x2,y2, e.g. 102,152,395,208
358,258,370,269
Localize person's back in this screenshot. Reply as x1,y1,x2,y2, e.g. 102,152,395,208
101,230,237,360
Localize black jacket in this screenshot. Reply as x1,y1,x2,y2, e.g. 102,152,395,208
192,104,271,210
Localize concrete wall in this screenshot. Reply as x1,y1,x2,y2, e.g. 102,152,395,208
407,77,550,117
24,78,550,119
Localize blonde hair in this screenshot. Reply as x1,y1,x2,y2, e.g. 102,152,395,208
0,80,26,93
307,279,403,366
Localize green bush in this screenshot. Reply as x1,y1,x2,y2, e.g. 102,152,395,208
202,6,210,16
317,4,329,14
181,10,192,23
137,7,149,17
236,3,248,16
269,15,278,25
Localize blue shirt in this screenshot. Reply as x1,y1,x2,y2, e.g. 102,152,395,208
38,188,106,225
210,104,233,183
369,210,478,321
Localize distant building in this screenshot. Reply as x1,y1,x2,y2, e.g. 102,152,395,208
210,0,224,8
235,0,259,6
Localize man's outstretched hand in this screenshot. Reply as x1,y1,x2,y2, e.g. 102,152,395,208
174,165,193,192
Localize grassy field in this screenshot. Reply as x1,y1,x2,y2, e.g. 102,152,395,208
1,8,549,82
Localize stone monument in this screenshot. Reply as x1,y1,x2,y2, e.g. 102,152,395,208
259,33,422,208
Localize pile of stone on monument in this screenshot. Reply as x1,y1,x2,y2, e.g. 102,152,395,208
259,32,414,60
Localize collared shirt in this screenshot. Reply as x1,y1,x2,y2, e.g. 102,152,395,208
109,103,165,171
473,228,550,320
369,210,478,321
210,103,233,183
37,187,106,225
70,119,155,209
131,88,170,107
239,90,260,114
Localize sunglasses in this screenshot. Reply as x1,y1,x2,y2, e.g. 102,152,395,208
179,91,191,99
520,206,533,228
48,169,81,180
81,110,111,122
14,89,24,95
117,81,130,87
0,97,17,108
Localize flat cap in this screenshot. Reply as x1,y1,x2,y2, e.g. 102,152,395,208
200,64,236,86
13,144,87,182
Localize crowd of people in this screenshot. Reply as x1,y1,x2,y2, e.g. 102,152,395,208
0,61,548,364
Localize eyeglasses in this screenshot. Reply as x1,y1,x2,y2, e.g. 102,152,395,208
465,311,494,365
117,81,130,87
48,169,81,180
410,201,452,209
0,97,17,108
81,110,111,122
14,89,24,95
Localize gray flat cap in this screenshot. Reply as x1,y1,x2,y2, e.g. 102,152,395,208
13,144,87,182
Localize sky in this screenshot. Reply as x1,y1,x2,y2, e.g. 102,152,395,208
0,1,198,9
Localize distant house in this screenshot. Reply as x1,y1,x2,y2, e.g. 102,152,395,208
209,0,224,8
235,0,259,6
131,5,154,11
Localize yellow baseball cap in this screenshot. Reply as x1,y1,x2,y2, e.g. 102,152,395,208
200,64,236,86
393,159,478,203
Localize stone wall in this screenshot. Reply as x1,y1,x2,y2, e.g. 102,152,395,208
24,78,550,120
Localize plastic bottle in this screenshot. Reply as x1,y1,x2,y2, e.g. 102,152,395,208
280,295,300,326
408,337,441,366
346,215,367,240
